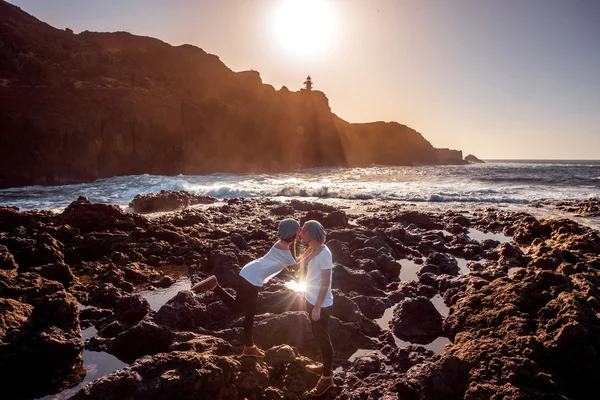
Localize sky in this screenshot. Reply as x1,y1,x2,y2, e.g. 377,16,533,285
8,0,600,159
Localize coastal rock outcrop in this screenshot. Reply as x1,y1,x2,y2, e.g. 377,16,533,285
464,154,485,163
129,190,217,213
0,0,467,189
554,198,600,217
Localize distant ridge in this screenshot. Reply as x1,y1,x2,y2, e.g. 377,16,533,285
0,0,469,189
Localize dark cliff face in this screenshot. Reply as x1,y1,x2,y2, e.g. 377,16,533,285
0,0,465,189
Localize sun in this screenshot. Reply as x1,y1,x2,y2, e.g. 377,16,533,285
270,0,338,59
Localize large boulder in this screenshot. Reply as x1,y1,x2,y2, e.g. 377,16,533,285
420,252,460,277
29,261,75,287
396,211,442,230
300,209,349,229
153,290,230,331
129,190,217,213
351,295,388,320
392,296,443,343
59,196,146,234
88,320,174,363
169,331,233,356
333,264,386,296
114,295,151,326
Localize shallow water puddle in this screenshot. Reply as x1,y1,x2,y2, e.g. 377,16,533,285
138,264,191,311
508,267,523,277
430,294,449,317
455,257,471,275
348,349,385,362
140,278,191,311
468,228,509,243
399,259,422,281
156,263,190,280
395,336,452,354
36,327,128,400
373,295,452,358
374,306,395,328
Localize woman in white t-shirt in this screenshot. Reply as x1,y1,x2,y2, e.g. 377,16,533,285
299,220,335,397
191,218,321,358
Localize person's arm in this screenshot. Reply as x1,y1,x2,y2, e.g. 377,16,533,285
295,247,313,263
310,269,331,321
288,245,323,271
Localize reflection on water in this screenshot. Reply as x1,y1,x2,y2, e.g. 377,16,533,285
348,349,385,362
138,264,191,311
82,326,98,341
455,257,470,275
395,336,452,354
508,267,523,277
430,294,449,317
375,306,394,329
399,259,422,281
36,327,128,400
156,264,189,280
468,228,509,243
36,351,128,400
373,298,452,356
140,278,191,311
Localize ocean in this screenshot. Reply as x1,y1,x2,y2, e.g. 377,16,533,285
1,160,599,228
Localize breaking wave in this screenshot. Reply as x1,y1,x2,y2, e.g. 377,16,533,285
1,161,599,211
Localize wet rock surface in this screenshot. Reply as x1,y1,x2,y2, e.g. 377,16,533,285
392,296,443,343
554,198,600,217
1,198,599,399
129,190,217,213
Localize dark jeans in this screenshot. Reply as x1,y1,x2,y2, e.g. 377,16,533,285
213,276,259,347
306,301,334,376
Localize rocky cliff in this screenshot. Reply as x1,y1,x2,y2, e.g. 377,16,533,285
0,0,467,189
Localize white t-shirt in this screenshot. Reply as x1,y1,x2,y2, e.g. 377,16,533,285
239,246,297,287
305,245,334,308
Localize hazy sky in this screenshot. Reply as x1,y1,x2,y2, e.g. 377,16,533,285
9,0,600,159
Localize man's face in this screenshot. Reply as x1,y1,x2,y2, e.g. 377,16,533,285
298,224,311,244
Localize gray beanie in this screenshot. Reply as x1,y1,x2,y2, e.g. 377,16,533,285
277,219,300,241
304,220,326,243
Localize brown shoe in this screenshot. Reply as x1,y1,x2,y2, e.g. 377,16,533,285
242,345,265,358
305,363,323,376
191,275,217,293
308,376,333,397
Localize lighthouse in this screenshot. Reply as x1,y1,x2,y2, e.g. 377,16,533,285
303,75,313,91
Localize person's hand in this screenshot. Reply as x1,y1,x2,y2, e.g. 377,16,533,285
311,306,321,321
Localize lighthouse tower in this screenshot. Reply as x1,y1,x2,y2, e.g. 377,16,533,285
303,75,313,91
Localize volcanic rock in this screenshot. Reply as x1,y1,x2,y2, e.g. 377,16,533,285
392,296,443,343
129,190,217,213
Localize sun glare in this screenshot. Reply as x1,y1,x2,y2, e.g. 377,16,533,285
271,0,338,59
285,280,307,293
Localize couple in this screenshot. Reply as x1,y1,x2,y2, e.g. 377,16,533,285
191,218,334,397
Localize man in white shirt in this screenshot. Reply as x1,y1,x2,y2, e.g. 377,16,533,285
299,220,334,397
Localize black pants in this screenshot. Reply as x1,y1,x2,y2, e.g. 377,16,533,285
213,276,259,347
306,301,334,376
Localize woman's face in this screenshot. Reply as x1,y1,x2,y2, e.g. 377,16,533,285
298,224,311,244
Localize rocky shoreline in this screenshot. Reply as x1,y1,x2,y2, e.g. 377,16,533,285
1,195,599,399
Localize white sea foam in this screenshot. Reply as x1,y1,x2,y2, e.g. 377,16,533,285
1,162,599,213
